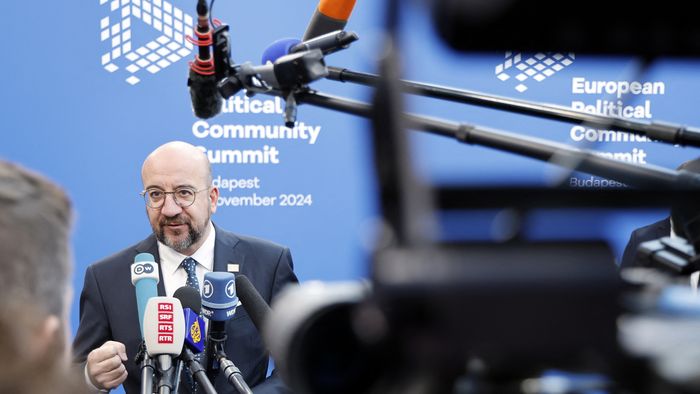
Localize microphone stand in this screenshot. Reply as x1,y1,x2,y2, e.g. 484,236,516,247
293,85,700,251
180,348,218,394
204,323,225,384
141,355,155,394
216,49,700,189
206,23,700,218
206,338,253,394
291,89,700,191
218,51,700,249
172,359,182,394
215,349,253,394
205,323,253,394
326,65,700,148
156,355,176,394
135,342,155,394
209,24,700,250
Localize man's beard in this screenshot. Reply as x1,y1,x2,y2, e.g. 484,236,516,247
156,216,203,253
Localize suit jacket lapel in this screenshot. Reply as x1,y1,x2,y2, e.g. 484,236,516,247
134,234,166,296
212,223,241,273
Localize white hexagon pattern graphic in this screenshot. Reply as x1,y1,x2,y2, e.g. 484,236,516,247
99,0,194,85
495,52,575,93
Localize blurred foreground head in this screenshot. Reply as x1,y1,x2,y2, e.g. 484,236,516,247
0,160,86,393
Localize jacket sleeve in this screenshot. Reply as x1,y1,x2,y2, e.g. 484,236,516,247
270,247,298,302
620,231,641,269
72,265,112,363
251,247,297,394
251,369,292,394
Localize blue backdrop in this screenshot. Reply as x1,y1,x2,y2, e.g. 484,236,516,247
4,2,700,384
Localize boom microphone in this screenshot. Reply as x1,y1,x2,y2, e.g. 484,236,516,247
303,0,357,41
189,72,223,119
188,0,223,119
235,274,271,333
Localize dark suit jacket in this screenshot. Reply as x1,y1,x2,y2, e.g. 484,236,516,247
620,218,670,269
73,224,297,393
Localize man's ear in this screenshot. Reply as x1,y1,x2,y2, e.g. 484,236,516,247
209,186,219,214
29,315,63,361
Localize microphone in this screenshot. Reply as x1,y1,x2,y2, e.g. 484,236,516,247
200,272,253,394
201,272,238,382
235,274,271,333
131,253,159,394
201,272,239,321
131,253,160,335
173,286,206,354
143,297,186,394
261,38,302,65
172,286,218,394
303,0,357,41
188,0,223,119
261,30,359,64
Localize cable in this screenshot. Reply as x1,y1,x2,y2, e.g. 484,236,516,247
209,0,216,28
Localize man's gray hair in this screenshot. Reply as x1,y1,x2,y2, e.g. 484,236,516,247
0,161,73,317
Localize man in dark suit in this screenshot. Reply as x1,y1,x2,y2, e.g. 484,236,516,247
619,218,671,269
620,157,700,269
72,141,297,393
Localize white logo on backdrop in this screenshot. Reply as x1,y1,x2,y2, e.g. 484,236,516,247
99,0,194,85
495,52,575,93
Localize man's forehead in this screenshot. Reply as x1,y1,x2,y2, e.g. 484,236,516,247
142,163,208,186
142,171,204,186
144,151,206,172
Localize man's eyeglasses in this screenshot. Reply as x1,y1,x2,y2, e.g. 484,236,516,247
140,187,209,209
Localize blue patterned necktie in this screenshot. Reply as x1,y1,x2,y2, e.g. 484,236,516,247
181,257,200,393
182,257,200,292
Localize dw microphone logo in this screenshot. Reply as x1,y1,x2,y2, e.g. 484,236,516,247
133,262,155,275
98,0,194,85
495,52,575,93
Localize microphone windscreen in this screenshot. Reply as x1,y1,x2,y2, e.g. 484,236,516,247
173,286,202,315
188,69,223,119
202,272,238,321
235,274,271,332
143,297,186,356
262,38,301,64
303,0,356,41
318,0,356,21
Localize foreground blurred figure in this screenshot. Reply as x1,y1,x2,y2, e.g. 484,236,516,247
0,160,86,393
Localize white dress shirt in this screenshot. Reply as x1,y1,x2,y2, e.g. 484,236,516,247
158,221,216,296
